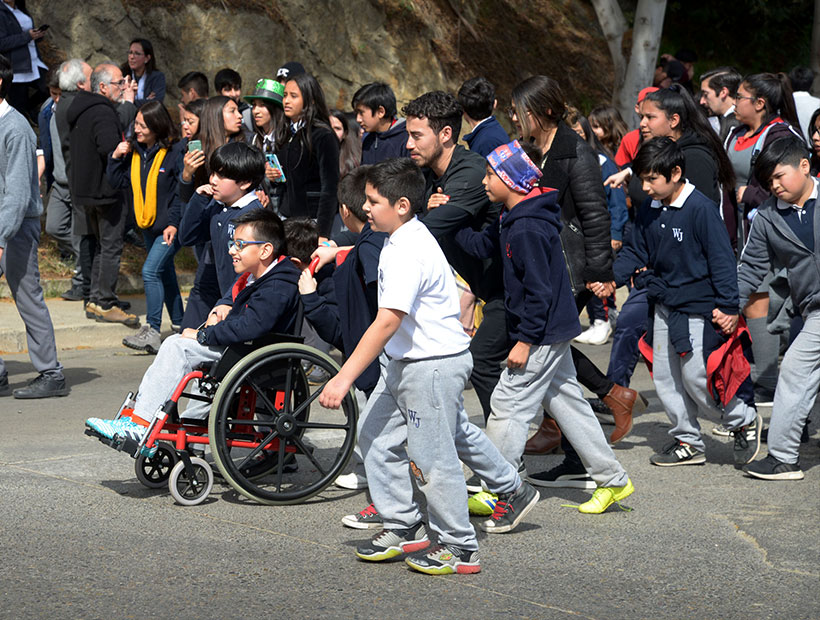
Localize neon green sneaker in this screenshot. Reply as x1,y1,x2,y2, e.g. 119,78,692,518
468,491,498,516
578,478,634,514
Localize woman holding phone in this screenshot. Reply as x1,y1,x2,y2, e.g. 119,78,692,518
107,102,185,353
0,0,48,120
280,73,339,240
177,95,245,328
245,78,288,212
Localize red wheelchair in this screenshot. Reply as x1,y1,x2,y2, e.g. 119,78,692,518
86,334,358,506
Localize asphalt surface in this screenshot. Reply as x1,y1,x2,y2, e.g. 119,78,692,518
0,343,818,619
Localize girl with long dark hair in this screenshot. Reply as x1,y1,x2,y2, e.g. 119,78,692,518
178,95,245,328
568,109,628,346
180,98,206,140
123,38,166,107
330,109,362,177
280,73,340,240
725,73,804,404
588,105,628,160
108,102,184,352
245,78,288,211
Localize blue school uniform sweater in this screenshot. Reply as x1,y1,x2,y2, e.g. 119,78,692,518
455,188,581,345
197,259,301,346
178,192,264,295
361,119,411,164
301,223,386,393
614,183,739,353
462,116,509,158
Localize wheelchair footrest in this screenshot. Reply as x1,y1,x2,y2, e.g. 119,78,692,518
84,427,142,458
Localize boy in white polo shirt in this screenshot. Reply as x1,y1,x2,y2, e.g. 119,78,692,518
320,158,538,575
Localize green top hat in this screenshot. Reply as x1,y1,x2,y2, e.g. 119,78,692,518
244,78,284,107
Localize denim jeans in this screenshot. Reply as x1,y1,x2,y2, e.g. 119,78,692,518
142,231,184,331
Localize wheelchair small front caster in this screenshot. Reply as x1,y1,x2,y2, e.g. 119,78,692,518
168,457,213,506
135,443,178,489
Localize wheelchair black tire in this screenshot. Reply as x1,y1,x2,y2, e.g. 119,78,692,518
135,443,178,489
208,343,358,505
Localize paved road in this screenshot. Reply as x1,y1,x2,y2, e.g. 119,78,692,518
0,344,818,619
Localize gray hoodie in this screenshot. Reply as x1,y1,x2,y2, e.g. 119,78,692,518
737,178,820,317
0,100,42,249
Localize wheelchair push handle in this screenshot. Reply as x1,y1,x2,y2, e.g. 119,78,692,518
308,255,320,277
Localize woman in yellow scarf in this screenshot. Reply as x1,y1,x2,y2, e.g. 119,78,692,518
107,101,186,353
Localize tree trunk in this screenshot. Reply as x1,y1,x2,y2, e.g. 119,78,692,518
590,0,628,96
613,0,667,129
812,0,820,95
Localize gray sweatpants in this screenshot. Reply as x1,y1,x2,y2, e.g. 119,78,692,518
652,305,756,452
0,217,62,379
487,341,628,488
360,349,519,551
767,310,820,464
132,334,223,422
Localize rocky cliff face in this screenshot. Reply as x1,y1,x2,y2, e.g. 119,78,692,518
32,0,612,119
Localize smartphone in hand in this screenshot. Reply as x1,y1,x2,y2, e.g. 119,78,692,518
266,153,286,183
188,139,202,152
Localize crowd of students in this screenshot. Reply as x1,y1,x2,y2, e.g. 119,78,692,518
0,17,818,575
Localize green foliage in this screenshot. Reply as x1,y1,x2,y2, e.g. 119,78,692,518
661,0,813,76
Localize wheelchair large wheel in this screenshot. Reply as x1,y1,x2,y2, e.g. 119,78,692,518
208,343,358,505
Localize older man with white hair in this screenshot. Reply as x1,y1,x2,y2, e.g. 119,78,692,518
46,58,92,301
66,61,138,326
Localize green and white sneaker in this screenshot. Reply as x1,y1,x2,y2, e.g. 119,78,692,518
468,491,498,516
355,522,429,561
405,544,481,575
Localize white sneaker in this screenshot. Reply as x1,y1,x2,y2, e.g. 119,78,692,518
584,319,612,345
334,472,368,490
573,324,595,344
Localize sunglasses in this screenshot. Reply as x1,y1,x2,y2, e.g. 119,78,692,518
228,239,267,252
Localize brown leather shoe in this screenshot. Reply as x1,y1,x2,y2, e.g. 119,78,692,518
97,305,140,327
523,415,562,455
603,384,647,444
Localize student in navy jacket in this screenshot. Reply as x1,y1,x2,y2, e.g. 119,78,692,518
455,140,633,515
299,166,385,394
614,137,761,470
85,208,300,443
352,82,411,164
178,142,267,324
108,102,186,352
458,77,509,157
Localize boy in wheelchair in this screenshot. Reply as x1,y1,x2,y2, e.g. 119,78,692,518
85,208,301,449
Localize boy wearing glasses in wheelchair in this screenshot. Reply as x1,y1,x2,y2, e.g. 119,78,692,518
86,207,301,445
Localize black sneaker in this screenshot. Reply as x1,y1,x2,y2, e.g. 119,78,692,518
649,440,706,466
464,474,482,494
527,459,595,489
587,397,614,424
480,481,539,533
753,387,775,407
61,285,83,301
743,454,804,480
731,413,762,465
13,373,70,399
405,544,481,575
355,522,430,561
0,374,10,397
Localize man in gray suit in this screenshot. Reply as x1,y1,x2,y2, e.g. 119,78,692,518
0,54,68,399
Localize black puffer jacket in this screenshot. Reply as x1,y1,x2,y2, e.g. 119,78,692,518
537,121,613,294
